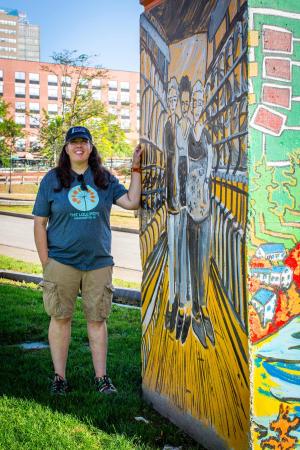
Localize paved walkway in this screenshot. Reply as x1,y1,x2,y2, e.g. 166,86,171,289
0,210,142,284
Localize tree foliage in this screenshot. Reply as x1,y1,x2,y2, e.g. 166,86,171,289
0,99,23,165
39,50,132,165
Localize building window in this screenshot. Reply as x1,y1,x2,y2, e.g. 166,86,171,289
62,104,71,114
136,92,140,105
0,81,3,95
29,73,39,84
136,83,140,92
0,28,16,35
48,104,58,115
15,83,26,98
0,70,3,80
79,87,88,96
0,37,15,44
30,138,40,152
16,138,26,150
121,108,130,118
108,91,118,104
15,72,25,82
92,79,101,89
79,78,88,87
48,86,58,100
62,87,71,100
120,118,130,130
0,46,16,53
0,19,17,26
120,91,130,104
137,119,140,131
48,74,58,86
29,85,39,99
30,114,40,128
15,113,26,125
137,108,140,119
92,90,101,101
120,81,130,91
15,101,25,112
0,37,16,44
109,80,118,91
108,107,117,116
29,102,40,112
61,76,71,86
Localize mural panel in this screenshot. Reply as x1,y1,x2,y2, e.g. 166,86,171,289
140,1,249,448
248,1,300,448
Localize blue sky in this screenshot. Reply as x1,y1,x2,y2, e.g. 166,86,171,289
4,0,144,71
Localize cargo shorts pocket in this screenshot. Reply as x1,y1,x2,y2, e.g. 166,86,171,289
39,280,59,316
101,283,115,318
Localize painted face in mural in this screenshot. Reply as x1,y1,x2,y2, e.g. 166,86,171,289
180,91,190,117
167,87,178,115
191,86,204,123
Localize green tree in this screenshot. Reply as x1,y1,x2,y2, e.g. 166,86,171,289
0,99,23,192
86,115,132,162
39,50,131,165
0,99,23,167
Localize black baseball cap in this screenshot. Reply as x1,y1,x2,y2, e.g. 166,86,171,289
65,126,92,143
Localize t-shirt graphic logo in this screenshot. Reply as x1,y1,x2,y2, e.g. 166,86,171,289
68,185,99,211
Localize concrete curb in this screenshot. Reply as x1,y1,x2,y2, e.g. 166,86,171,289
0,211,140,235
0,270,141,307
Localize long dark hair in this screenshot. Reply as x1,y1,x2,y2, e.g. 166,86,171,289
54,144,110,192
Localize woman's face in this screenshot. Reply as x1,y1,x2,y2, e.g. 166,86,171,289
66,138,92,165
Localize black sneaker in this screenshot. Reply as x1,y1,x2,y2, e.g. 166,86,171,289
50,373,69,395
95,375,117,395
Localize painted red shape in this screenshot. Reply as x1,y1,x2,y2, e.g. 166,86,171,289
265,58,291,81
254,106,284,135
263,28,292,53
262,85,290,108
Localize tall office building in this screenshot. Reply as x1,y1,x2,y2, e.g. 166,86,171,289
0,7,40,61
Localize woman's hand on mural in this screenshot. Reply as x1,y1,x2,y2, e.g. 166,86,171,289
132,144,143,169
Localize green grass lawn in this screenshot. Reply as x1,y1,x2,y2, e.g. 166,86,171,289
0,254,140,290
0,283,201,449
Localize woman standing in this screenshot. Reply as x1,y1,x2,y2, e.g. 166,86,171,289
33,126,142,395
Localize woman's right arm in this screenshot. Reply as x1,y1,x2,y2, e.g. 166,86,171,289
34,216,49,269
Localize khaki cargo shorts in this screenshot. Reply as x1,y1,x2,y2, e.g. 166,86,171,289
39,258,114,321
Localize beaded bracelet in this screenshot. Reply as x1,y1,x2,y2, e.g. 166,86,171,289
131,167,142,173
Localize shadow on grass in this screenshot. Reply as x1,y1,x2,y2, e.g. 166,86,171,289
0,283,204,450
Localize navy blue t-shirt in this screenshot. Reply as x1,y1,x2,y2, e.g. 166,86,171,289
32,167,127,270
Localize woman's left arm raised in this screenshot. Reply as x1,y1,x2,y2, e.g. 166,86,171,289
116,144,143,210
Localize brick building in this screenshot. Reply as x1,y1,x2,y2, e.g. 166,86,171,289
0,58,140,152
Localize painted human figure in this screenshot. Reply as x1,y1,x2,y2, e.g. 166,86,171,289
187,80,214,347
163,77,180,311
173,75,193,342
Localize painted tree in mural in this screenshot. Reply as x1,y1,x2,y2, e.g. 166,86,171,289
270,150,300,227
285,150,300,222
250,156,277,247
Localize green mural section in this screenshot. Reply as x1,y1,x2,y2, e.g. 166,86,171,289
248,1,300,448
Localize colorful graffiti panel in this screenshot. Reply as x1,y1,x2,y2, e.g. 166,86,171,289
140,1,250,448
248,1,300,449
